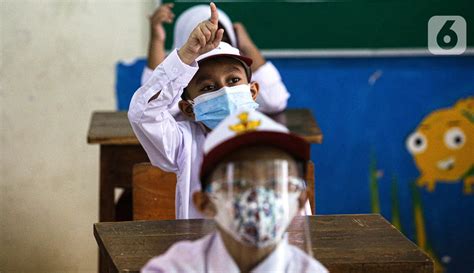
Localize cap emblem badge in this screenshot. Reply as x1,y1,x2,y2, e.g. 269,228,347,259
229,112,261,134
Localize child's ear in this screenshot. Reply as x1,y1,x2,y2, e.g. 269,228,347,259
192,191,217,217
178,100,195,119
298,189,309,210
249,81,260,101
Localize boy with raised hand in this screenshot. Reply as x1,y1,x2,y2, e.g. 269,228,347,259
128,3,260,219
141,110,328,273
143,3,289,115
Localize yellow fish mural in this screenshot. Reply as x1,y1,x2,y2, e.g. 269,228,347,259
406,97,474,193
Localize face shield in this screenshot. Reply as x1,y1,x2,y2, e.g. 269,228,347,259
205,159,312,253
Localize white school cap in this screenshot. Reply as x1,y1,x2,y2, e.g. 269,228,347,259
173,5,237,50
196,42,252,67
200,110,310,182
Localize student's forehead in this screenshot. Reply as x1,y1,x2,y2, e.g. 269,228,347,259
208,147,299,179
197,57,246,75
210,146,298,173
222,146,295,162
206,146,302,185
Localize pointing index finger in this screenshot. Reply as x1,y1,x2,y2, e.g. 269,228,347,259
209,2,218,25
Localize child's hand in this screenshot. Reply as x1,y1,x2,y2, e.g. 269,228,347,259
178,3,224,65
149,3,175,43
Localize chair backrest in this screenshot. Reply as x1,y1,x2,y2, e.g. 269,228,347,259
305,161,316,214
132,163,177,220
132,161,316,220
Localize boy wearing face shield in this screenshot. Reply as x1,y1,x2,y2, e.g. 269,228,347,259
141,110,328,273
128,3,262,219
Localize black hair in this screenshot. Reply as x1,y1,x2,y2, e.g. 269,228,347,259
181,87,189,100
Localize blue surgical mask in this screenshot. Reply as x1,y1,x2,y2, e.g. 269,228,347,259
190,84,259,129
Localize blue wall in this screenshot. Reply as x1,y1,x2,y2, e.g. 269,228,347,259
272,56,474,273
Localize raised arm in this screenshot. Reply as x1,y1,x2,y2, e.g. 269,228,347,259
129,3,223,171
129,49,198,172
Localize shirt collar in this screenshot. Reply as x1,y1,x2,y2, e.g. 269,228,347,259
208,232,240,273
252,235,288,273
208,232,289,273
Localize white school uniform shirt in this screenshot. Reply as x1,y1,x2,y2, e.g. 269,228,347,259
141,61,290,115
128,49,205,219
141,232,328,273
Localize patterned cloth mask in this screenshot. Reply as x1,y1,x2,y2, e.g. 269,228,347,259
212,186,300,248
191,84,259,129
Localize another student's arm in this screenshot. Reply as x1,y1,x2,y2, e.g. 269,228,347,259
234,23,289,114
252,62,290,114
233,23,265,72
142,3,175,85
128,49,198,172
147,3,174,69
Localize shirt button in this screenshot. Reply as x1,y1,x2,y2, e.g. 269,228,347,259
172,67,178,73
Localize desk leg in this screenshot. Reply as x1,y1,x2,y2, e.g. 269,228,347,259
97,144,149,273
97,144,150,222
99,145,116,222
99,145,116,273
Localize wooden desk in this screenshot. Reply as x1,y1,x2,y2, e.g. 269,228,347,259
87,109,323,223
94,214,433,273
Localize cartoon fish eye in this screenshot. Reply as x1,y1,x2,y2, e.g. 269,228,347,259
444,127,466,150
406,132,428,154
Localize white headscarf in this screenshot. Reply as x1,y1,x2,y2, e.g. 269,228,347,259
172,5,237,50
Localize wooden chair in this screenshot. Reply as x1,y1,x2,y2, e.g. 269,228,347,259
132,163,176,220
132,161,316,221
306,161,316,213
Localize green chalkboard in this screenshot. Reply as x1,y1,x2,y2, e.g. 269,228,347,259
163,0,472,50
